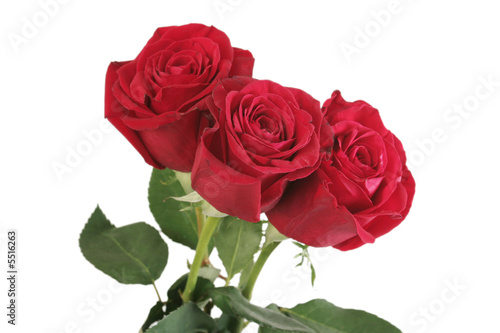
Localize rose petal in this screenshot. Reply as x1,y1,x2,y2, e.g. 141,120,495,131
137,110,204,172
267,170,362,247
322,161,373,213
105,61,163,169
323,90,389,136
229,47,255,77
192,127,262,222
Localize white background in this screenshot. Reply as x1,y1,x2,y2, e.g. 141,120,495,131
1,0,499,332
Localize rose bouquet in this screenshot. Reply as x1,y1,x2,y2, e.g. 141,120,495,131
80,23,415,332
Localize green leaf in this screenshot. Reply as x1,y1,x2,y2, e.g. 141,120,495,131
149,168,213,251
79,206,168,284
141,301,166,332
199,266,221,282
146,302,216,333
166,274,215,314
214,217,263,282
281,299,402,333
258,304,289,333
215,313,242,333
238,260,254,289
208,287,313,332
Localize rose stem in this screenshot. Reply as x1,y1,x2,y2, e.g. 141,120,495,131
241,241,280,300
195,207,204,238
194,207,210,264
182,216,221,303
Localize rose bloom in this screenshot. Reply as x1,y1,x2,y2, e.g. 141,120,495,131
267,91,415,250
105,24,254,172
191,77,333,222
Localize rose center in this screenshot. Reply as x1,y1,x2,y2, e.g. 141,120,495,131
256,115,279,135
353,146,371,166
166,55,198,75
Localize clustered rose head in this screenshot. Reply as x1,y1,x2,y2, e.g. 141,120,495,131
105,23,415,251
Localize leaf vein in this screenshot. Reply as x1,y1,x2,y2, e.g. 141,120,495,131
104,233,154,283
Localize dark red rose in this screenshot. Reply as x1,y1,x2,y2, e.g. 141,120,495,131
105,24,254,171
267,91,415,250
191,77,332,222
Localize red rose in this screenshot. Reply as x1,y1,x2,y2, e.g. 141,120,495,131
191,77,332,222
105,24,254,171
267,91,415,250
